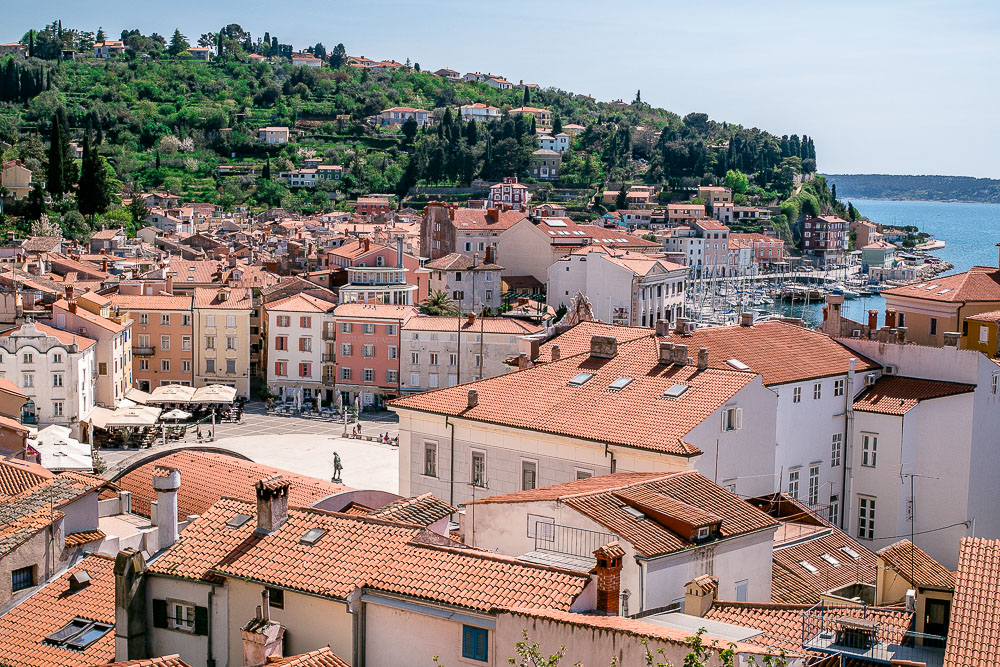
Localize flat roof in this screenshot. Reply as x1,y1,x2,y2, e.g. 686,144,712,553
640,611,763,643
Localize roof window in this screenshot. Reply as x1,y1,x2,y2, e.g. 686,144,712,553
840,546,861,560
821,553,841,566
568,372,595,386
300,528,327,545
226,513,252,529
725,359,751,371
608,377,633,391
45,618,113,650
663,384,690,399
544,220,567,227
799,560,819,574
937,288,952,294
621,505,646,521
925,284,940,291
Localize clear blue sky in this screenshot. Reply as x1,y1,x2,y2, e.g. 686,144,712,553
7,0,1000,178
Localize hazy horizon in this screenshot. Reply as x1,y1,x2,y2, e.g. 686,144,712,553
6,0,998,179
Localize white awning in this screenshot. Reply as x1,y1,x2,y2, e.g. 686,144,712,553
88,405,162,429
191,385,238,404
147,384,197,404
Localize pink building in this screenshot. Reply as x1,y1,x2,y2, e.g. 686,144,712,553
333,303,416,408
731,233,785,265
354,197,392,216
691,219,731,269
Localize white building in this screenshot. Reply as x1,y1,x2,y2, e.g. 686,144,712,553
458,103,501,122
537,132,570,153
836,336,1000,568
265,293,337,405
547,248,687,327
463,471,779,612
424,252,503,315
661,220,730,275
400,314,542,392
487,177,530,210
258,126,290,144
391,332,778,508
0,321,96,434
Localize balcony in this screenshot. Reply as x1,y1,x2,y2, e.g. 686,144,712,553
21,414,37,424
322,329,336,341
322,353,336,363
517,522,618,571
801,605,945,667
134,346,156,356
345,265,409,286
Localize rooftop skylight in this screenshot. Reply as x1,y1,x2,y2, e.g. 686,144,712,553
226,513,252,528
799,560,819,574
608,377,634,391
663,384,690,399
840,546,861,560
821,553,841,566
568,372,595,386
621,505,646,521
300,528,327,545
725,359,751,371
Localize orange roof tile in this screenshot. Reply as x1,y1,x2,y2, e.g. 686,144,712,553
0,554,116,667
108,294,193,311
113,451,349,521
403,315,542,335
52,299,126,333
447,208,528,231
1,320,97,349
423,253,503,271
192,287,252,309
0,458,53,497
333,303,417,320
65,529,106,547
883,266,1000,303
369,493,455,526
266,648,349,667
97,656,191,667
771,528,877,604
853,376,974,415
878,539,955,590
704,601,913,655
391,335,756,456
469,472,668,504
536,321,651,363
267,293,337,313
945,537,1000,667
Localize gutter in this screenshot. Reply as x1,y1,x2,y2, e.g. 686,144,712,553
841,358,856,530
446,416,456,508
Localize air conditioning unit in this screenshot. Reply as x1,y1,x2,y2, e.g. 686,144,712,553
905,589,916,612
865,373,878,387
883,364,899,375
684,321,697,333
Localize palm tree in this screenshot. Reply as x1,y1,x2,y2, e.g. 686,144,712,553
420,290,458,316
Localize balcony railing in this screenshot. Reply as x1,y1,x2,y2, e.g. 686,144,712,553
533,522,618,559
322,353,336,363
21,414,37,424
801,604,946,667
134,346,156,356
322,329,336,341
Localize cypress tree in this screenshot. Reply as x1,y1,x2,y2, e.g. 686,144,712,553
262,158,271,180
47,114,67,197
78,131,111,219
522,86,530,106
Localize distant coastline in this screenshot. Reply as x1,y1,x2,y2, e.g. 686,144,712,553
824,174,1000,205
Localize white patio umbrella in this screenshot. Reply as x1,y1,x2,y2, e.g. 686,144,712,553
161,409,192,421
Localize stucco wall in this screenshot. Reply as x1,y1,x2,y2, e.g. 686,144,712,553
147,575,226,667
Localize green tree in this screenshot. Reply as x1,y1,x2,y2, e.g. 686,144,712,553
634,89,641,104
77,131,112,219
262,158,271,180
401,117,418,145
329,43,347,68
96,27,105,43
26,183,46,221
127,195,149,224
551,115,562,135
420,290,458,316
46,113,68,197
168,29,189,56
723,169,749,194
522,86,530,106
615,188,627,210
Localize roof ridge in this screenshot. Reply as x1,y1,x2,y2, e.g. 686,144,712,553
407,541,591,577
557,471,688,501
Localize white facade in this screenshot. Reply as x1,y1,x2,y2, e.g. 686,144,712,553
0,322,96,430
265,306,335,402
459,105,501,122
400,324,527,392
836,339,1000,568
546,250,686,327
537,133,570,153
427,267,502,314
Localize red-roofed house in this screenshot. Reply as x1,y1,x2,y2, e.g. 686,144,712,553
420,204,529,260
109,292,194,391
265,291,338,405
334,303,417,408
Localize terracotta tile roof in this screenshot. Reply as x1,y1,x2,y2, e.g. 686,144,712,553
108,294,193,311
0,459,54,497
447,208,528,231
266,648,349,667
369,493,455,526
64,529,106,547
52,299,126,333
97,656,191,667
883,266,1000,303
0,554,116,667
193,286,252,309
114,451,348,521
21,236,62,253
771,528,877,604
267,293,337,313
704,601,913,655
533,218,660,248
391,335,756,456
536,321,652,363
423,253,503,271
944,537,1000,667
967,309,1000,322
403,315,542,335
0,320,97,349
341,502,373,516
153,497,589,613
878,539,955,590
470,472,669,504
853,376,974,415
333,303,417,320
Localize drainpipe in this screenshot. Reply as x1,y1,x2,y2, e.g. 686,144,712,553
206,584,216,667
446,416,455,508
841,358,856,530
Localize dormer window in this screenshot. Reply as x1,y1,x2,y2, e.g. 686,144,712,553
696,526,710,540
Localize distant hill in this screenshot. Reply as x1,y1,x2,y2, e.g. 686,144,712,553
824,174,1000,204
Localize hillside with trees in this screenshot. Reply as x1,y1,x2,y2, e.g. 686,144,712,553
824,174,1000,204
0,20,818,239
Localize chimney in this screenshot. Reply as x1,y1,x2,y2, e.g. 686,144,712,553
165,274,174,294
740,312,753,327
590,335,618,359
658,341,675,364
448,206,455,221
151,466,180,550
397,236,404,269
102,258,109,272
551,344,561,362
486,208,499,222
467,389,479,409
364,238,370,253
672,343,688,366
517,353,529,370
654,320,669,336
255,475,289,535
467,312,476,326
593,542,625,616
867,309,878,331
895,326,907,344
943,331,960,347
697,347,708,371
683,575,718,618
242,589,285,667
68,300,77,314
884,309,897,329
485,245,495,264
65,285,74,300
113,548,148,661
674,317,687,335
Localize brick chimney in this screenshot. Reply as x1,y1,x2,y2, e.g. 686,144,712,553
255,475,289,535
165,274,174,294
684,575,718,617
593,542,625,616
672,343,688,366
551,344,561,362
467,389,479,409
364,238,370,253
658,341,675,364
884,309,897,328
151,466,180,550
486,208,499,222
697,347,708,371
242,588,285,667
590,335,618,359
867,309,878,331
485,245,495,264
65,285,74,300
113,548,148,661
740,312,753,327
68,300,77,314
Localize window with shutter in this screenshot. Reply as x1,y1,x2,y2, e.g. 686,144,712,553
194,605,209,636
462,625,488,662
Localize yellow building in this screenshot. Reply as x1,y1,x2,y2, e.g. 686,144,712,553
1,160,33,200
963,310,1000,358
193,287,252,397
881,257,1000,348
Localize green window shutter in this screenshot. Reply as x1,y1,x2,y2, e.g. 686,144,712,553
152,599,168,628
194,605,209,636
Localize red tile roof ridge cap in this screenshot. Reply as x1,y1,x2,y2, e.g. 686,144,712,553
555,471,691,502
408,541,593,578
710,600,906,613
279,501,431,531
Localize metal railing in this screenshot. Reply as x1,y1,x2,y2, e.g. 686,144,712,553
533,522,618,559
134,346,156,356
801,603,946,667
322,353,336,363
